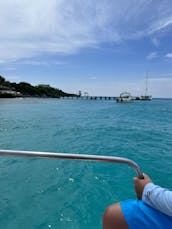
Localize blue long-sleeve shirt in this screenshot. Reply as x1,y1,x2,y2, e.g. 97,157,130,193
142,183,172,217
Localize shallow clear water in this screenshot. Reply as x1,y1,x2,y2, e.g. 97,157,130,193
0,98,172,228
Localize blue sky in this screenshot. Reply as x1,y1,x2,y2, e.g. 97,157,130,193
0,0,172,97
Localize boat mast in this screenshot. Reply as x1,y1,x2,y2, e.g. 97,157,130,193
145,71,148,96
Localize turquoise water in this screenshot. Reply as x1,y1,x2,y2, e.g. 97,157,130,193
0,98,172,229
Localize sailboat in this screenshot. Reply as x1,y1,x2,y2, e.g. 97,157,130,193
140,72,152,100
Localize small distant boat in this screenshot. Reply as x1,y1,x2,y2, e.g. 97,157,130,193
116,92,133,103
140,71,152,100
139,95,152,100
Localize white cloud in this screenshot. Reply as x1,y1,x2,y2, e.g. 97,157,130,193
149,16,172,33
146,52,158,60
0,0,172,62
3,67,16,71
165,53,172,58
151,37,160,47
23,61,49,66
19,60,66,66
89,76,97,80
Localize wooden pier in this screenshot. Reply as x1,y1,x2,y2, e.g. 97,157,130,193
60,96,117,100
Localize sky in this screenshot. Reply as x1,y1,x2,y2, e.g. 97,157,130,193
0,0,172,98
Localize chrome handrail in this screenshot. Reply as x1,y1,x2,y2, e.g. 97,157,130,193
0,150,144,178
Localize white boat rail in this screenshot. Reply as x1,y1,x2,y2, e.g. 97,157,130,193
0,150,144,179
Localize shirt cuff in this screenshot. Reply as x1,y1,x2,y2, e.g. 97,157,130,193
142,182,155,202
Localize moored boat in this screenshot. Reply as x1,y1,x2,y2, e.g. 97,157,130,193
140,71,152,100
140,95,152,100
116,92,133,103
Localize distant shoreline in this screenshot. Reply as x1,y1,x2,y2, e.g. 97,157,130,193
0,97,172,100
0,75,77,98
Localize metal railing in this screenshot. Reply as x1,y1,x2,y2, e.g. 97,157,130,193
0,150,144,179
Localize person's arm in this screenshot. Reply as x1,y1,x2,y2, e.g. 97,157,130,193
133,174,172,217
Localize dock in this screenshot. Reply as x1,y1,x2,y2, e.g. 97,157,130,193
60,96,117,100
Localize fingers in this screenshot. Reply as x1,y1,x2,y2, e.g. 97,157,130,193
142,173,149,179
133,176,141,183
133,173,150,182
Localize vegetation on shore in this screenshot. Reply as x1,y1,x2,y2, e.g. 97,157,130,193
0,75,77,98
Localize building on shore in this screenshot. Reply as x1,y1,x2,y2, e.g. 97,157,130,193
0,85,21,97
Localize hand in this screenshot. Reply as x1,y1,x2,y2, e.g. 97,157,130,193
133,173,153,199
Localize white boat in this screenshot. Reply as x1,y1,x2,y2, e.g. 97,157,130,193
140,95,152,100
140,72,152,100
116,92,133,103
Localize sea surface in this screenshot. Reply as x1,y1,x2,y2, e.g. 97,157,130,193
0,98,172,229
